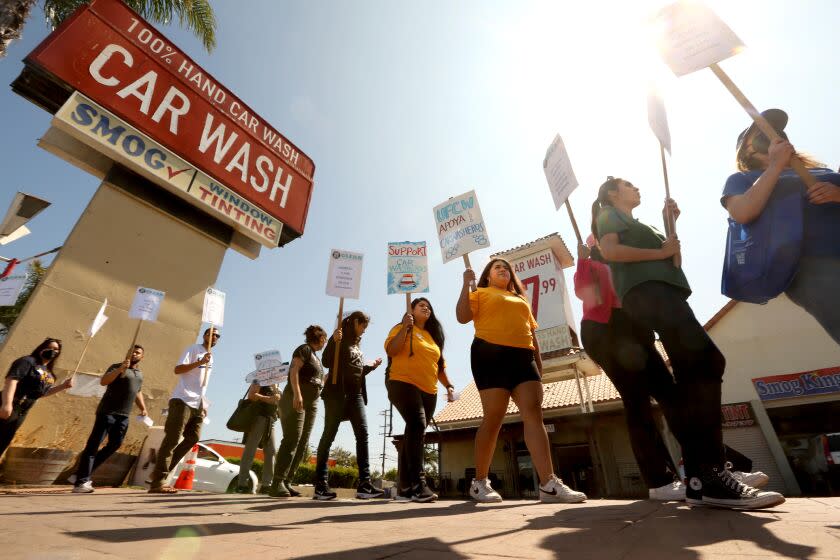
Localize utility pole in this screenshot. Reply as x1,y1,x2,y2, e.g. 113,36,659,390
378,407,392,478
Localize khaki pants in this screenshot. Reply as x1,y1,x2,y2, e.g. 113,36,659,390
150,398,203,488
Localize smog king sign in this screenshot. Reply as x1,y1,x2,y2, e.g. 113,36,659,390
23,0,314,240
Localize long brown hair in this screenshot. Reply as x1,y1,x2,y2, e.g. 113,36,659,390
590,176,622,240
736,130,824,172
29,337,62,374
477,258,527,299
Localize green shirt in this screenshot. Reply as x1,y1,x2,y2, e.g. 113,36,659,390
595,206,691,299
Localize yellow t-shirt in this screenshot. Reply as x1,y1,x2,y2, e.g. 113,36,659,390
469,286,538,349
384,324,444,394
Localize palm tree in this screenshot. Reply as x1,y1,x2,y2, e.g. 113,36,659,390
0,0,216,59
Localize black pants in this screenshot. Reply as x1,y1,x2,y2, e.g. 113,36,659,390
581,311,679,488
0,403,29,458
273,384,319,484
315,393,370,483
622,281,726,477
387,379,437,489
75,413,130,484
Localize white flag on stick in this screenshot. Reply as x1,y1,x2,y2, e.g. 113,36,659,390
202,287,226,327
647,89,672,155
652,1,744,77
89,299,108,338
543,135,579,210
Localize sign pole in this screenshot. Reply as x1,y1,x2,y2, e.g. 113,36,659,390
70,337,93,381
405,292,414,357
709,63,815,187
331,297,344,385
564,200,584,246
202,324,214,388
126,320,142,360
659,144,682,268
462,254,476,292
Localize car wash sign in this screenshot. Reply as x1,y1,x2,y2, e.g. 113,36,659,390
752,366,840,401
22,0,314,241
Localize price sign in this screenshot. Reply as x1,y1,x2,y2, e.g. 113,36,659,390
510,248,576,352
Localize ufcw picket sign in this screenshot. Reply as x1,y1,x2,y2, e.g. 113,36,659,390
52,92,281,248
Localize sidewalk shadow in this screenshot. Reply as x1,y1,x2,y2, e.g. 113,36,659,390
292,536,470,559
267,500,522,521
519,501,817,560
68,522,293,543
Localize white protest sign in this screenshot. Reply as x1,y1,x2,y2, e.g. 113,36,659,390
128,287,165,321
245,362,290,386
66,372,107,398
89,299,109,337
255,349,283,375
510,248,575,353
653,2,744,77
647,89,672,154
202,287,226,327
0,274,27,307
326,249,364,299
433,190,490,264
543,135,579,210
387,241,430,295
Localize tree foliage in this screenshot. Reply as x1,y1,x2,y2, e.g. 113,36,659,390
0,260,46,338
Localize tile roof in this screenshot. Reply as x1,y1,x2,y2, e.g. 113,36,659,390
433,372,622,425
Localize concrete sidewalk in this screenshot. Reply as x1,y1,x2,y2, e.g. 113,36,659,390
0,487,837,559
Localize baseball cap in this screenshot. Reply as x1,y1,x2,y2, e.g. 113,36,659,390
736,108,788,153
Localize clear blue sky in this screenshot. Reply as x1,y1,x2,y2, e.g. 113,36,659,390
2,0,838,473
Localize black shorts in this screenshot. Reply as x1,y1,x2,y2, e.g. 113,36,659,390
470,337,540,392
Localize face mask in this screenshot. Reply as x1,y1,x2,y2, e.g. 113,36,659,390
40,349,58,360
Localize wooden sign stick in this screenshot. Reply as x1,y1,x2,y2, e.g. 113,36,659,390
564,200,584,246
202,324,214,388
659,144,682,268
69,336,93,380
709,63,815,187
462,254,476,292
331,297,344,385
126,320,142,361
405,292,414,357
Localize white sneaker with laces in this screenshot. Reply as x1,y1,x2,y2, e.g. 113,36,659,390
73,481,94,493
648,480,686,501
539,474,587,503
469,478,502,503
731,470,770,488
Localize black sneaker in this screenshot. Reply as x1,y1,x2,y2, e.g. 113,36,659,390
687,465,785,510
394,487,413,503
313,482,337,501
355,480,385,499
410,482,438,503
283,480,301,497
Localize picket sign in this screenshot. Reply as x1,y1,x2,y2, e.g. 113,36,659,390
646,89,681,268
127,286,165,362
543,135,583,246
69,299,109,380
387,241,430,356
326,249,364,384
433,191,490,292
200,287,226,388
653,1,815,187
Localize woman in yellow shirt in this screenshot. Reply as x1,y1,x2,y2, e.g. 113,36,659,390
385,297,454,503
456,258,586,504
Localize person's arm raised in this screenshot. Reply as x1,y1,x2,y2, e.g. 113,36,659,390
456,269,475,324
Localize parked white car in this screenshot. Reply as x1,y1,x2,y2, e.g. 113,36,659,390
168,442,258,493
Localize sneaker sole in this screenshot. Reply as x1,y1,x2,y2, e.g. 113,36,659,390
356,493,385,499
313,495,337,501
470,494,503,503
539,493,586,504
648,494,686,502
700,494,785,510
72,489,94,493
411,494,438,503
394,496,412,503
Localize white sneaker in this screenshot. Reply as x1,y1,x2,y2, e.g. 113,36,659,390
539,474,587,503
649,480,686,501
732,470,770,488
73,481,94,493
469,478,502,503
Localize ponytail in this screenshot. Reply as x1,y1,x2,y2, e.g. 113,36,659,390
591,176,621,241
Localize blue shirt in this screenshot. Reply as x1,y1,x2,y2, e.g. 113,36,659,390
722,168,840,258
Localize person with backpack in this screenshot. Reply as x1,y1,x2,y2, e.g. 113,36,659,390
313,311,383,500
593,176,784,510
456,258,586,504
722,109,840,345
268,325,328,498
385,297,455,503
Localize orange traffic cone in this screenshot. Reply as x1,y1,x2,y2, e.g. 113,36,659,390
174,444,199,490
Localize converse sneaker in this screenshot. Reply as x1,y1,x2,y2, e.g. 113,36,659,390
687,465,785,510
72,481,94,493
313,482,337,501
283,480,301,497
410,482,438,503
356,480,385,499
469,478,502,503
539,474,587,503
648,480,686,501
725,462,770,488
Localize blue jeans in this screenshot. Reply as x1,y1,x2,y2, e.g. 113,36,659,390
786,256,840,346
315,393,369,484
75,413,130,484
